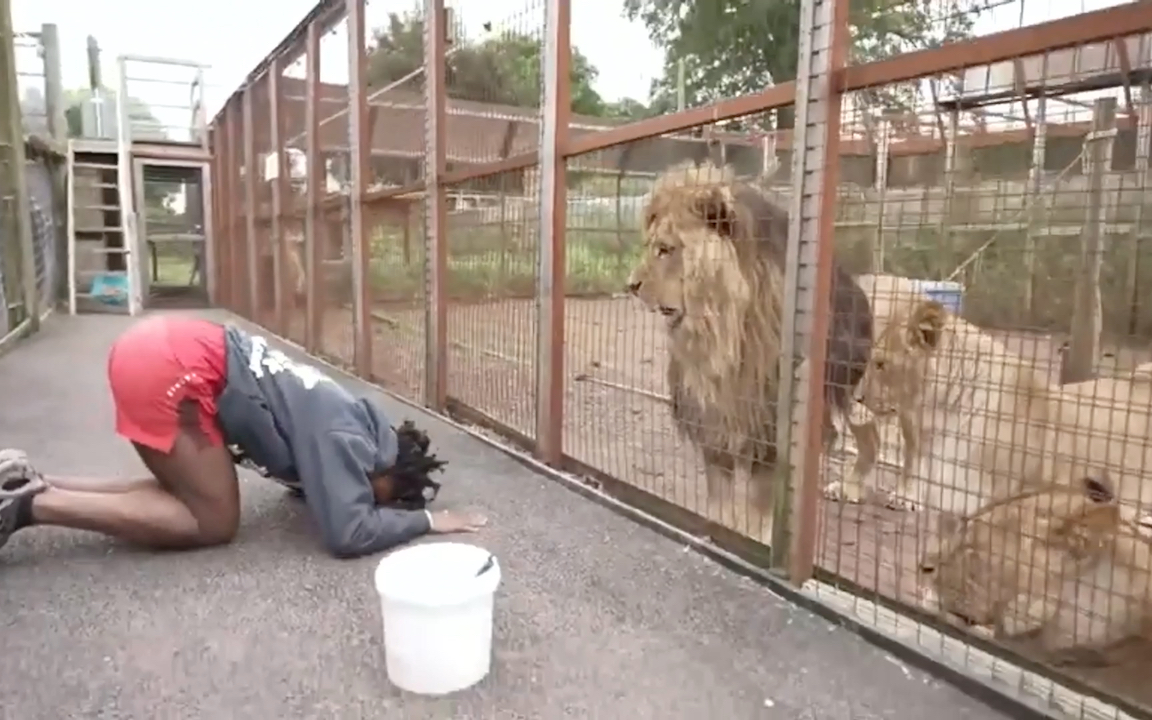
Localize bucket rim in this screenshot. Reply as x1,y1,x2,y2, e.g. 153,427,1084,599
374,541,501,608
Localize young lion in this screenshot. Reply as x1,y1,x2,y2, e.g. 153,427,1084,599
824,273,929,506
840,298,1055,514
846,296,1152,522
919,473,1152,664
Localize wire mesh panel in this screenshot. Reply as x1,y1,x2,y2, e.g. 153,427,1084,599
434,1,546,437
0,153,60,333
804,17,1152,718
203,0,1152,715
275,52,311,348
563,112,789,543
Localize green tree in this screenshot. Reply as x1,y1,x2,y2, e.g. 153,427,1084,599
624,0,991,128
366,11,609,116
603,97,652,120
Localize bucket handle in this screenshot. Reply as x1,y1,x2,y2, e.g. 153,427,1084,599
475,554,496,577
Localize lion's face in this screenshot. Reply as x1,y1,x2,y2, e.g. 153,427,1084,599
627,210,692,328
626,170,750,333
853,299,949,416
917,473,1119,627
916,514,1004,626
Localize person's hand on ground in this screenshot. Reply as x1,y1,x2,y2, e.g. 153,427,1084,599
428,509,488,534
0,449,46,499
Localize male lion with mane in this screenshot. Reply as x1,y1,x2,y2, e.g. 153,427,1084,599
626,161,873,542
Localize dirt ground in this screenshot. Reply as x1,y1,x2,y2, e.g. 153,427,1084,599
270,295,1152,712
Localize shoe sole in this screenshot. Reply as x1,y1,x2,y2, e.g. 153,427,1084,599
0,474,47,501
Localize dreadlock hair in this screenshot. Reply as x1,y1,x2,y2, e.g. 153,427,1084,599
388,419,448,510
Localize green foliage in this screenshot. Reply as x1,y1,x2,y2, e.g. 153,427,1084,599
368,225,639,302
623,0,991,126
367,11,613,116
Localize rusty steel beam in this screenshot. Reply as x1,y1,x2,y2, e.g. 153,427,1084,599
346,0,372,379
269,56,288,336
225,102,242,313
535,0,572,465
243,88,261,322
207,126,222,306
304,22,323,355
424,0,449,411
842,3,1152,92
566,84,795,157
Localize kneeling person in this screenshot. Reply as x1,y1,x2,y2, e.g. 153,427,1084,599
0,315,486,557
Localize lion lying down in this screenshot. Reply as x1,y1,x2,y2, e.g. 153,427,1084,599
830,293,1152,523
918,472,1152,664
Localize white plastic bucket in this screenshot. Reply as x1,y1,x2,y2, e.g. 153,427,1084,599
374,542,502,696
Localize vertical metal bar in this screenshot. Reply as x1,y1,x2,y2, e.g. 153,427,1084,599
424,0,449,410
212,127,226,308
1063,97,1116,386
1022,55,1049,318
534,0,571,464
132,158,149,302
197,67,209,153
215,123,231,310
871,113,891,273
936,86,960,282
226,102,242,313
1126,81,1152,335
269,58,287,335
0,4,38,329
116,55,141,316
305,22,324,354
41,25,66,143
347,0,372,379
0,2,16,324
243,88,260,322
41,23,68,304
202,131,217,307
66,143,77,314
774,0,849,581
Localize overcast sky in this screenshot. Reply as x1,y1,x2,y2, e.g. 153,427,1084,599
11,0,1124,132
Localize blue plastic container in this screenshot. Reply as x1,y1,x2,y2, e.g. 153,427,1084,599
90,271,129,307
917,280,964,315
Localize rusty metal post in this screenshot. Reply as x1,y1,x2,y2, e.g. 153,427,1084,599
304,21,324,354
1062,96,1116,385
269,58,288,336
774,0,850,581
243,87,260,322
0,3,37,330
534,0,571,464
346,0,372,379
216,121,231,310
225,102,243,313
423,0,449,410
207,126,221,306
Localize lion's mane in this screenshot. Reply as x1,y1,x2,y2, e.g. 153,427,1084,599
642,161,873,472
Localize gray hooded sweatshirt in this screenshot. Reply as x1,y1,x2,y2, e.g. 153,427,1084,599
214,325,431,558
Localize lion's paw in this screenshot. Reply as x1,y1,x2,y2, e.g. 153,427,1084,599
967,624,996,640
884,492,920,512
823,480,864,504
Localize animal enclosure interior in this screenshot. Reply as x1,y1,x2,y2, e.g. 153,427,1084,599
210,1,1152,718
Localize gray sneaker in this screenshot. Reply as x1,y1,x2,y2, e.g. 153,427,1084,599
0,449,46,500
0,449,46,550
